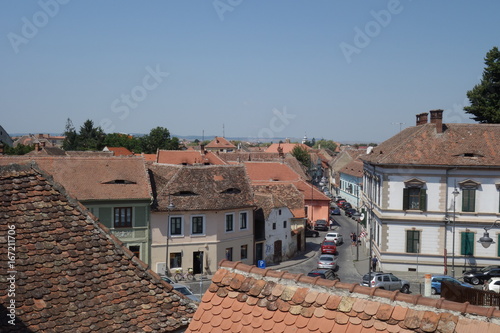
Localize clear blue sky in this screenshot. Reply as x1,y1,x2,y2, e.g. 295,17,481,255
1,1,499,143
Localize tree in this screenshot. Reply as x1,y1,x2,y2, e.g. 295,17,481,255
62,118,78,151
291,145,311,168
313,139,337,152
4,143,34,155
78,120,105,150
464,46,500,123
103,133,141,152
140,127,180,154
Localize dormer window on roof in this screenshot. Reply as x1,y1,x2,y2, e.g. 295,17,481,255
221,188,241,194
173,191,198,196
455,153,484,158
102,179,136,184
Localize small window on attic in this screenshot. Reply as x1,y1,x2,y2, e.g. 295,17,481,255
221,188,241,194
456,153,484,158
173,191,198,196
103,179,136,184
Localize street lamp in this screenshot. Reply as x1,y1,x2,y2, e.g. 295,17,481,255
353,212,362,261
451,187,459,278
477,220,500,248
165,196,175,277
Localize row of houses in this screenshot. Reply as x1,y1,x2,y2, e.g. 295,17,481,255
0,141,331,277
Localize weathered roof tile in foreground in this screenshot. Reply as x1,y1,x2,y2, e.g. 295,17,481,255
0,163,197,332
186,260,500,333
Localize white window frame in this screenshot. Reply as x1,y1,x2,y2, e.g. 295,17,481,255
225,213,234,233
169,215,184,237
191,215,205,236
239,211,248,230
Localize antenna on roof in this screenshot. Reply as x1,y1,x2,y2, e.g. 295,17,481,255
392,122,406,133
222,123,225,138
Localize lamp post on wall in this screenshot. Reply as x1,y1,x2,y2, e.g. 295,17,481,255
451,187,459,278
477,220,500,248
165,196,175,277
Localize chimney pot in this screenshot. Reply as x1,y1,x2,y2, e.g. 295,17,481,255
429,109,444,133
416,112,428,126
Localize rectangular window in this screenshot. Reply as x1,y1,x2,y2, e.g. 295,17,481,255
241,245,248,260
240,212,248,230
225,214,234,232
114,207,132,228
406,230,420,253
129,245,140,258
191,216,204,235
462,189,476,212
498,234,500,257
461,232,474,256
170,252,182,268
403,188,426,211
170,216,182,236
225,247,233,261
272,223,276,230
283,221,287,228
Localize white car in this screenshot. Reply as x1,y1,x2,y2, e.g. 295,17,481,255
483,277,500,293
324,232,343,245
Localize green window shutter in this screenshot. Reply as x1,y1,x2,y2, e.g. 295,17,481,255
419,189,427,211
403,188,409,210
99,207,112,228
461,232,474,256
134,206,147,227
498,234,500,257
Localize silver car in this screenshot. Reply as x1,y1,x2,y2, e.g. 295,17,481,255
172,283,201,302
317,254,338,270
361,272,410,293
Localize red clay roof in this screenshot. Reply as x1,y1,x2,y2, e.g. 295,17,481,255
156,150,226,165
104,146,134,156
205,137,236,149
340,159,364,178
244,162,303,182
362,123,500,166
253,183,305,218
265,143,311,154
186,260,500,333
0,156,151,201
0,163,196,332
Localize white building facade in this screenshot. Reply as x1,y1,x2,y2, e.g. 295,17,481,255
361,110,500,276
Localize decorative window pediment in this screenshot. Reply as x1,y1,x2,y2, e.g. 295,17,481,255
458,179,481,189
404,178,426,188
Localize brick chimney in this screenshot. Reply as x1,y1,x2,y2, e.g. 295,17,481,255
415,112,428,126
429,109,444,133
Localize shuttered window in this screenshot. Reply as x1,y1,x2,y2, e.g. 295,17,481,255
460,232,474,256
403,188,426,211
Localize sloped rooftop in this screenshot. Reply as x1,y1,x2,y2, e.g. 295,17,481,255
0,155,151,201
362,123,500,166
186,260,500,333
0,163,197,332
149,164,255,212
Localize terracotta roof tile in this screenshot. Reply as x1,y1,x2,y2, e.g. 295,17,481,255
186,260,500,333
0,164,195,332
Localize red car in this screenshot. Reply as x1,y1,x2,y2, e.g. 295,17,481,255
321,240,337,254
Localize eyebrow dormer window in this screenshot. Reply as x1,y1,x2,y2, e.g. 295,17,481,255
221,188,241,194
103,179,136,184
173,191,198,196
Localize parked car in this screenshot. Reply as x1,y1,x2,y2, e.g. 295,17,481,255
331,208,341,215
161,276,175,284
361,272,410,293
341,202,352,210
320,240,337,254
324,232,343,245
307,268,340,281
430,275,473,295
314,219,329,231
483,277,500,293
317,254,338,270
463,265,500,285
345,208,357,218
172,283,201,302
305,228,320,238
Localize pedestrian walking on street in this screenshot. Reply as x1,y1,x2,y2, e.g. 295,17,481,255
352,233,357,246
372,257,378,272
